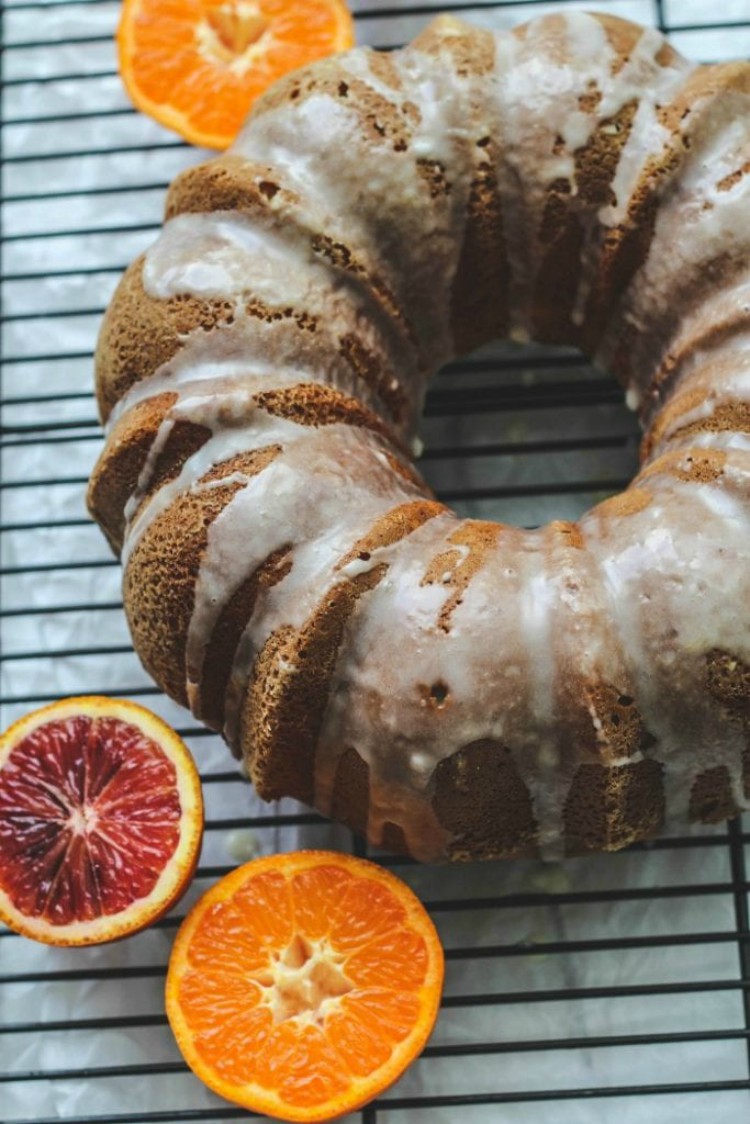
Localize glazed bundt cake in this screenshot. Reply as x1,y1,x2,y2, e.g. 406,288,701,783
88,11,750,862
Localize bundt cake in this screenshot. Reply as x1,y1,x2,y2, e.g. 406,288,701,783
88,11,750,862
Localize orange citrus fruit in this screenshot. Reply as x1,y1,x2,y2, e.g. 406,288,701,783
0,697,203,946
166,851,444,1121
117,0,356,149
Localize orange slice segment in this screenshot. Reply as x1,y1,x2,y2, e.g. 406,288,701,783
166,851,444,1121
0,697,203,946
117,0,356,149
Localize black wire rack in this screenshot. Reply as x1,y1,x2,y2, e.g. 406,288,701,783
3,0,750,1121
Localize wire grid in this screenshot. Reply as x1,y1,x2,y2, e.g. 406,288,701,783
2,0,750,1121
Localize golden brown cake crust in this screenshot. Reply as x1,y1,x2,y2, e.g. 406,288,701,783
563,761,665,854
433,740,539,861
124,447,282,704
243,565,388,806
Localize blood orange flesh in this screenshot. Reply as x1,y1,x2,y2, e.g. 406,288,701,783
0,697,203,945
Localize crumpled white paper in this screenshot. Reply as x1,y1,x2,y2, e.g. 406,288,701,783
2,1,750,1121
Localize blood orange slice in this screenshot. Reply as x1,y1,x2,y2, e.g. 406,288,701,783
166,850,444,1122
0,697,203,946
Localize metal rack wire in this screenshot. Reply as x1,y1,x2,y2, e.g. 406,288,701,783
2,0,750,1121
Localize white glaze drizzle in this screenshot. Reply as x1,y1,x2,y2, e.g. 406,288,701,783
139,205,427,438
597,87,750,402
143,212,328,303
570,30,692,329
121,394,302,568
186,419,420,719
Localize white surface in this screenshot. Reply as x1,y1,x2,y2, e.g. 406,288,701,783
2,1,750,1121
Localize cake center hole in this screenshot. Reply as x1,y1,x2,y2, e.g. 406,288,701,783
264,934,354,1024
420,341,640,527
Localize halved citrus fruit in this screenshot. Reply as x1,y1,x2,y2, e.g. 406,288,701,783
0,697,203,946
166,850,444,1122
117,0,356,149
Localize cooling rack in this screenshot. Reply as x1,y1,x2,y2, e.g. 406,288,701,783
3,0,750,1121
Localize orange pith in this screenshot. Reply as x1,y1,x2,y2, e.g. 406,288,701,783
117,0,356,149
166,851,444,1121
0,697,204,946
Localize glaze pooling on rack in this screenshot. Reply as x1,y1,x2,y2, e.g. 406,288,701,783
89,10,750,862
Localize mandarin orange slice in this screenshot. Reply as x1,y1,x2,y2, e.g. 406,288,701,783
166,850,444,1121
117,0,356,149
0,697,203,946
